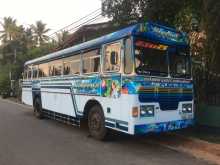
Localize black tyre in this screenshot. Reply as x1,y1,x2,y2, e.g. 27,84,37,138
88,105,107,140
33,98,44,119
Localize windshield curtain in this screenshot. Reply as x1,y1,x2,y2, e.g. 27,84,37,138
134,39,168,77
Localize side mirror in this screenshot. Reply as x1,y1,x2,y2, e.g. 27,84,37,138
110,51,118,65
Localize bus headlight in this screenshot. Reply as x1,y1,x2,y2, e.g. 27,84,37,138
140,105,154,117
182,104,192,113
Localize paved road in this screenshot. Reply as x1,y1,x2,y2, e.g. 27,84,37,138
0,99,212,165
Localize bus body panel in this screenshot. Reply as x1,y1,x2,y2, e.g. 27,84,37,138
22,74,194,135
22,81,33,106
41,88,76,117
22,88,33,106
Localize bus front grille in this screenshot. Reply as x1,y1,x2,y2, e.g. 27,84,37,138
138,88,193,110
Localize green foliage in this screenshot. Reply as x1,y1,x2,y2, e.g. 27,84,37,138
202,0,220,74
102,0,142,26
0,65,11,95
102,0,196,27
0,17,17,42
31,20,50,46
0,17,55,96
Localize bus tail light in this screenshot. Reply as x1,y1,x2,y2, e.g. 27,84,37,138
132,107,139,117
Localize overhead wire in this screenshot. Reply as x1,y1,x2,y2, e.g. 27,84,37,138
48,8,102,39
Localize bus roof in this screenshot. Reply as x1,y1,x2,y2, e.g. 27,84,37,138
25,22,188,66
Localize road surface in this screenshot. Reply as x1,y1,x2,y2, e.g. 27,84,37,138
0,98,212,165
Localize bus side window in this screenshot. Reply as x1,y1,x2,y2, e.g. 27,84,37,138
28,68,32,80
124,38,133,74
49,60,63,76
24,65,32,80
39,63,49,78
63,54,81,75
103,42,121,72
23,67,28,80
32,65,38,79
82,49,100,74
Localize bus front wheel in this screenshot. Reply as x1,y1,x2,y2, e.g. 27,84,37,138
88,105,107,140
33,98,44,119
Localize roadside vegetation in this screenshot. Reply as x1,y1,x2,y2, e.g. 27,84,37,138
0,18,66,97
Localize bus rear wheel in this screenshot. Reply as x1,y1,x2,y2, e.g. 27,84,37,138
88,105,107,140
33,98,43,119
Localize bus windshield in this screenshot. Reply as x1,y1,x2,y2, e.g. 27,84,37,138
134,39,168,77
169,47,191,79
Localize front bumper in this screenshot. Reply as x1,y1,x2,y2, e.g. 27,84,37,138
134,119,194,134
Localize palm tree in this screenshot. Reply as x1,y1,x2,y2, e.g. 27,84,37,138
23,27,35,49
0,17,18,43
31,21,50,46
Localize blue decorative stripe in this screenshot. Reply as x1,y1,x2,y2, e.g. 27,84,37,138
105,122,128,132
41,83,72,86
116,123,128,131
135,119,194,135
22,85,32,88
105,118,128,125
32,88,40,91
42,109,80,125
105,122,115,128
70,87,83,115
41,86,71,89
105,118,129,132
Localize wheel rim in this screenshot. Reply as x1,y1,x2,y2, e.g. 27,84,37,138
90,112,102,132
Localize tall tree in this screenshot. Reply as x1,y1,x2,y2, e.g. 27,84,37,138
102,0,142,26
102,0,190,27
31,21,50,46
0,17,18,43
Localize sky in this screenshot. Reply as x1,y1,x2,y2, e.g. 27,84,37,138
0,0,106,35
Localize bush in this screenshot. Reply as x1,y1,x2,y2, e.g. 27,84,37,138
0,66,11,98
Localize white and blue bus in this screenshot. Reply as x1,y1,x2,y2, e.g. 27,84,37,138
22,22,194,140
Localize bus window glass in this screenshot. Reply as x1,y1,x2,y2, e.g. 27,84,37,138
49,60,63,76
82,49,100,74
23,67,28,80
124,38,133,74
104,42,121,72
63,54,81,75
39,63,49,77
169,47,191,79
27,65,32,79
134,39,168,77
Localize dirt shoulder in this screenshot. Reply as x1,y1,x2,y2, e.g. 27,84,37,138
146,132,220,165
